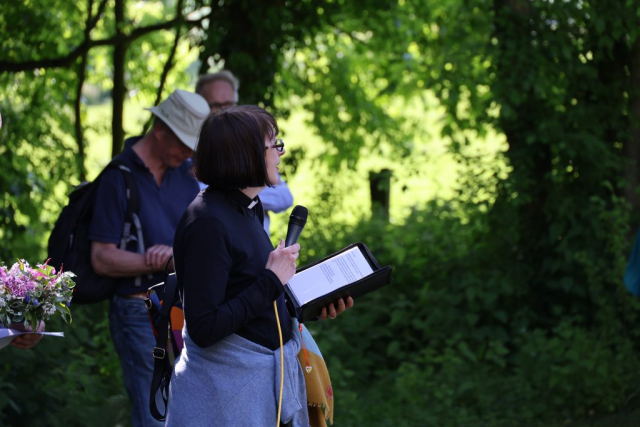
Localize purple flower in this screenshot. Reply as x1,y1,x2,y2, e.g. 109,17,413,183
30,268,47,279
25,296,31,303
33,299,39,307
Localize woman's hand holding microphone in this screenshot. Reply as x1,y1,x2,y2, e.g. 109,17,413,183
266,239,300,285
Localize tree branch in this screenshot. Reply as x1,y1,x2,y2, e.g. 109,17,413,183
88,0,110,34
0,13,208,73
142,0,187,135
155,26,183,105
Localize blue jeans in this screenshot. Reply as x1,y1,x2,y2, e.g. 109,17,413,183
110,295,164,427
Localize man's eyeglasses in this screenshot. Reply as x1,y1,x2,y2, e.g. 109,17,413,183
208,101,236,111
266,139,285,153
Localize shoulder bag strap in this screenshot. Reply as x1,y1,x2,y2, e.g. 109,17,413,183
149,272,179,421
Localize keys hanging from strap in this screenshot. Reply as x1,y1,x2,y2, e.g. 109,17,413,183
299,323,312,373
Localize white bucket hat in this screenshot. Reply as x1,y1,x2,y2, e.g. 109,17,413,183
146,89,210,150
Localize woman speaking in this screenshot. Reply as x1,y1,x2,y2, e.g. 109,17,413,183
165,105,351,427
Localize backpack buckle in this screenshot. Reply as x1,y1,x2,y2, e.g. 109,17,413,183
144,297,152,310
152,347,166,359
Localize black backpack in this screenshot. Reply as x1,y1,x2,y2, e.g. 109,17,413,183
47,160,142,304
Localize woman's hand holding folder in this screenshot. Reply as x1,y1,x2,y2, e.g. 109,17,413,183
318,296,354,320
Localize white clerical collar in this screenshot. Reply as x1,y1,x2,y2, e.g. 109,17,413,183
247,199,259,209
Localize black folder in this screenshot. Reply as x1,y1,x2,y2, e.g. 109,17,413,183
284,242,392,323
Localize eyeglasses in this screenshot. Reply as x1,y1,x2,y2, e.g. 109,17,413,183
208,101,237,111
266,139,285,153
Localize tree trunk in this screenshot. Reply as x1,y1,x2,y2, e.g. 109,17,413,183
111,0,127,157
74,53,88,181
493,0,550,254
73,0,96,182
625,37,640,220
369,169,392,220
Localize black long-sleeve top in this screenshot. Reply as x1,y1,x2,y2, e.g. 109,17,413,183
173,188,292,350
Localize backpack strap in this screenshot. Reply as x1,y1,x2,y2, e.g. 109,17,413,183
107,160,148,287
149,272,179,421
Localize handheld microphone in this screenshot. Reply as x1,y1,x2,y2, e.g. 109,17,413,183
284,205,308,247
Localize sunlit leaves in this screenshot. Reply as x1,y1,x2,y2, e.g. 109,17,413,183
0,0,86,62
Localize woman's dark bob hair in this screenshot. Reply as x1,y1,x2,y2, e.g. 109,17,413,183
194,105,278,190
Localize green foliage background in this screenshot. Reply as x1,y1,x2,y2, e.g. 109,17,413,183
2,0,640,426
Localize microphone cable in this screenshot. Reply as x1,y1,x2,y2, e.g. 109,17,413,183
274,301,284,427
276,205,307,426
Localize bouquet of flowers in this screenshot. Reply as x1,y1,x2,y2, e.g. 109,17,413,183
0,259,75,330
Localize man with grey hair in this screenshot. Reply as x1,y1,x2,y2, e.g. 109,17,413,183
196,70,294,236
89,89,209,427
195,70,239,111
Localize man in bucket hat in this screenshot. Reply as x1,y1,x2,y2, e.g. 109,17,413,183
89,89,208,427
